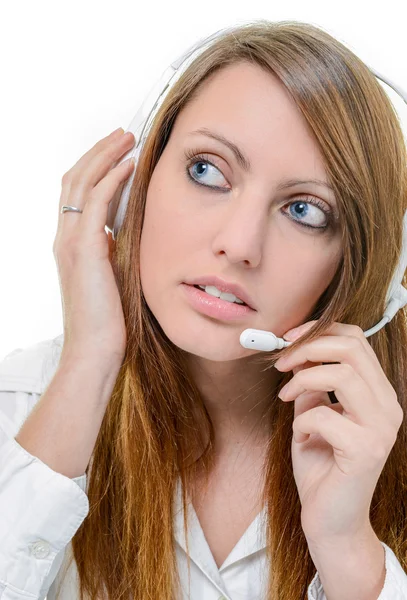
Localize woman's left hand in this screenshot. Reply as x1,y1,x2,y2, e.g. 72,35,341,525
274,320,404,545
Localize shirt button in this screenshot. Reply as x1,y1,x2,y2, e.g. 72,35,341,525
30,540,51,559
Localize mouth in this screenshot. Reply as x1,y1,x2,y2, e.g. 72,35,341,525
181,283,256,321
183,276,256,311
191,284,247,306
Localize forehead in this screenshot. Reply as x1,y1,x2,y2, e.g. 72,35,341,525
175,62,312,140
171,61,330,188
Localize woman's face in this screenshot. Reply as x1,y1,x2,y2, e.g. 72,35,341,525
140,61,343,363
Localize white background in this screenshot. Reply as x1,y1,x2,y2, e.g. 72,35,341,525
1,0,406,360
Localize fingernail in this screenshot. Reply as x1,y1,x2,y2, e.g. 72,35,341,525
278,384,288,398
284,321,313,341
284,327,302,341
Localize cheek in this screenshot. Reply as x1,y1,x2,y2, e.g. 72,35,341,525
265,240,341,326
294,259,337,303
303,254,341,308
140,196,171,310
140,163,207,279
139,177,196,313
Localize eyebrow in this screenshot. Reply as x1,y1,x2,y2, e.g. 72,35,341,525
187,127,334,193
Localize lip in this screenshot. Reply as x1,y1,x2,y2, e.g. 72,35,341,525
183,275,257,310
181,283,255,321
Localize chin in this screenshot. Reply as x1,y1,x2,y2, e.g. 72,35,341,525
159,318,258,361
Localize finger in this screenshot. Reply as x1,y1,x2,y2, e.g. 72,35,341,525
56,135,135,251
276,335,393,407
317,322,382,366
293,405,363,454
292,361,320,376
55,156,135,256
293,405,394,473
287,321,380,365
292,361,341,408
281,363,382,425
74,130,135,192
63,127,125,182
56,128,125,231
289,389,344,420
80,157,135,239
58,131,135,218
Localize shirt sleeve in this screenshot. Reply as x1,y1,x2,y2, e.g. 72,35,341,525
0,390,90,600
307,541,407,600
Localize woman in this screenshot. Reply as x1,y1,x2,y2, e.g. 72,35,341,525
2,18,407,600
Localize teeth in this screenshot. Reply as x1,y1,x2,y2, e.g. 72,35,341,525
197,285,245,305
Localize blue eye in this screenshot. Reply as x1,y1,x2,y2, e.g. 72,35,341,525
184,150,333,231
281,200,330,230
187,156,228,189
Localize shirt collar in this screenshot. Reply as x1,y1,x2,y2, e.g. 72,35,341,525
173,477,268,591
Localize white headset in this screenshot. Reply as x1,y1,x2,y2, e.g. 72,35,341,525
105,23,407,352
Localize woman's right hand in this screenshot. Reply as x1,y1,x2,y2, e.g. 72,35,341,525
53,127,136,367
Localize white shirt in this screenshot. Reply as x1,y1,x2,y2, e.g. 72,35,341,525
0,335,406,599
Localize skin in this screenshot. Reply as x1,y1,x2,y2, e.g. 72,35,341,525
139,61,343,458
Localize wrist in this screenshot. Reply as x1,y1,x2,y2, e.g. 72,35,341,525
306,526,386,600
60,345,124,373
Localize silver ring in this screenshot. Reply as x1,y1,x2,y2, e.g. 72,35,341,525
61,205,83,214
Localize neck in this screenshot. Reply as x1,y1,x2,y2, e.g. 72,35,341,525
186,354,281,455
